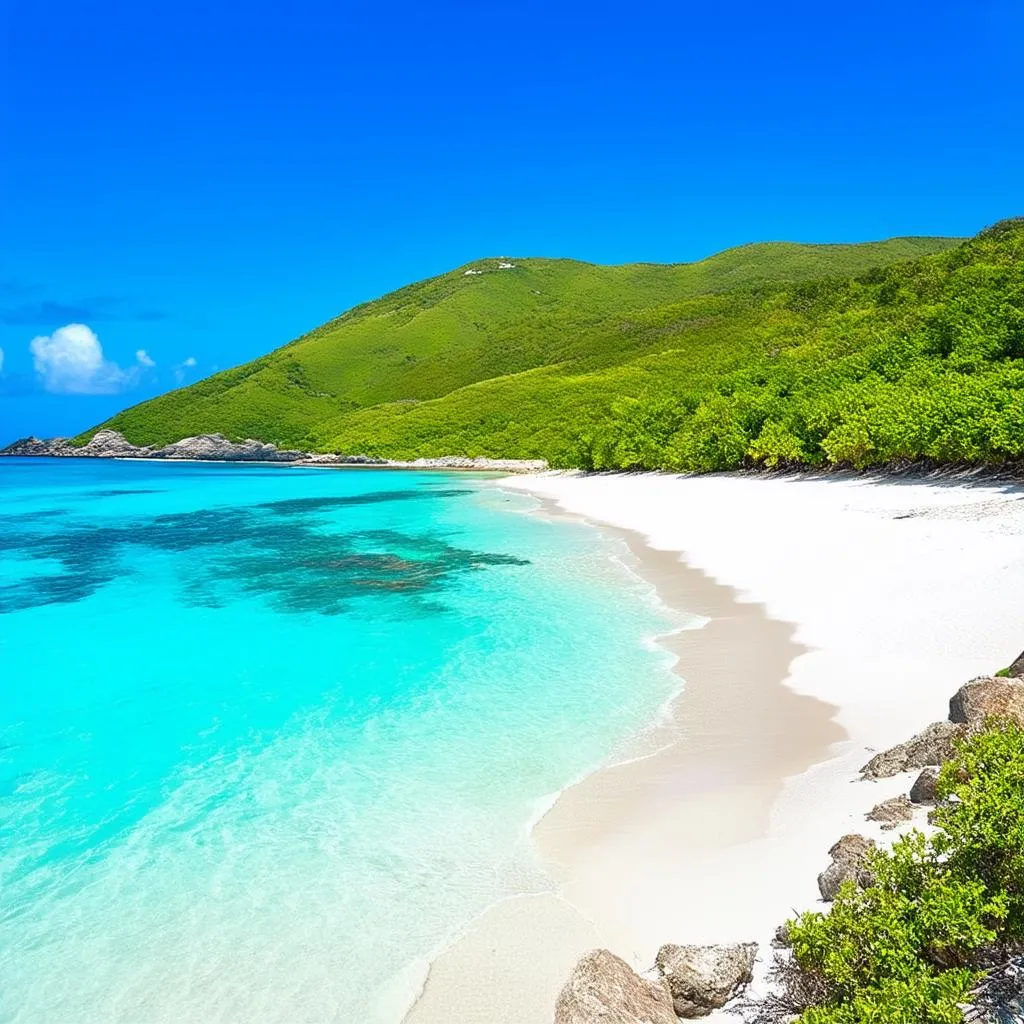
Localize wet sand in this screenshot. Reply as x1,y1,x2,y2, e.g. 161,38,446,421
406,506,842,1024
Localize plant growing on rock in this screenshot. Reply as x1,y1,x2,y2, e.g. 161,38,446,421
746,719,1024,1024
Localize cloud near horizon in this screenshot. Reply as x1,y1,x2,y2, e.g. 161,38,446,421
173,355,198,383
29,324,153,395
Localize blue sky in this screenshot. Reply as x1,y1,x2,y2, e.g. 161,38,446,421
1,0,1022,444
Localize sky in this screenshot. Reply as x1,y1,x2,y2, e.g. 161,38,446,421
1,0,1022,444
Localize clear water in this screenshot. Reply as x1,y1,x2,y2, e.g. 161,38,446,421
0,460,681,1023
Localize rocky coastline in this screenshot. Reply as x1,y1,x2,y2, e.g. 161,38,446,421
553,660,1024,1023
0,430,548,473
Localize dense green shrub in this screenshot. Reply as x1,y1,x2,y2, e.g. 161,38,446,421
768,720,1024,1024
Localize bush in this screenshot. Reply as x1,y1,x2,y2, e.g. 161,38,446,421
752,720,1024,1023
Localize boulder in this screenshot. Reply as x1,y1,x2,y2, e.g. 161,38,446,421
554,949,676,1024
0,435,73,457
910,767,940,804
79,429,152,458
866,794,914,829
861,721,963,779
654,943,757,1018
1008,652,1024,679
949,676,1024,731
818,834,876,901
770,923,792,949
155,434,305,462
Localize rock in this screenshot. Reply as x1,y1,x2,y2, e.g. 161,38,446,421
0,430,542,470
770,923,791,949
303,452,387,465
910,767,940,804
1008,652,1024,679
866,794,914,829
80,429,153,458
861,721,963,778
153,434,303,462
818,834,876,900
554,949,676,1024
949,676,1024,731
0,430,151,458
654,943,757,1018
398,455,550,472
0,435,72,457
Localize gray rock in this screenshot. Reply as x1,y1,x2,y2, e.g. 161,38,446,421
909,767,940,804
654,943,757,1018
1009,652,1024,679
949,676,1024,731
818,834,876,901
770,923,791,949
154,434,305,462
554,949,676,1024
0,435,73,457
396,455,549,472
866,794,914,829
861,721,963,779
1,430,542,470
81,429,153,458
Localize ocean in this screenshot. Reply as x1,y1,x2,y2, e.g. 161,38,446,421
0,459,681,1023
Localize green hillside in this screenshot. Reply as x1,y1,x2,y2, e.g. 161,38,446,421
84,227,1024,471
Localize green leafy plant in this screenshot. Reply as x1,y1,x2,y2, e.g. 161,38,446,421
750,719,1024,1024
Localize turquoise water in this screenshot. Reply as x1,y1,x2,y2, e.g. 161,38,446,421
0,460,681,1023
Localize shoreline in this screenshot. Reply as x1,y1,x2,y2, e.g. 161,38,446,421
406,471,1024,1024
404,491,844,1024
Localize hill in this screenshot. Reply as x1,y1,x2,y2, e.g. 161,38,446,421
82,229,1024,471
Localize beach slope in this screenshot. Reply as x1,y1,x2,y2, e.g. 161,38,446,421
408,471,1024,1024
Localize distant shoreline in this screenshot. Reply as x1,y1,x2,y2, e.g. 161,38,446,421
0,430,547,474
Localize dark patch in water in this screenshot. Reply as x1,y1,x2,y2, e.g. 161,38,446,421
0,508,70,524
256,488,468,516
0,492,526,616
85,488,164,498
202,530,526,615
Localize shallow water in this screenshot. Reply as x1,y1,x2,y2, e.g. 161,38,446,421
0,460,681,1023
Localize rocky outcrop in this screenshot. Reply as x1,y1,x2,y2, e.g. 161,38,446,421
861,721,963,779
395,455,550,472
655,943,757,1018
154,434,305,462
949,676,1024,732
1008,651,1024,679
909,767,940,804
0,436,74,457
866,794,914,829
0,431,545,470
554,949,676,1024
818,834,876,900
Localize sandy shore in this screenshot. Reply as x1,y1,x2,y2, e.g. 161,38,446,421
407,471,1024,1024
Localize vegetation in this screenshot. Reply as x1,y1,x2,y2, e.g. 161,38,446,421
81,233,991,465
752,720,1024,1024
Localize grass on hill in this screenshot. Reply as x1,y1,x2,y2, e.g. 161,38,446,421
83,227,1024,474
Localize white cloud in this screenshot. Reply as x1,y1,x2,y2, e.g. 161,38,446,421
136,349,156,368
173,355,198,383
29,323,139,395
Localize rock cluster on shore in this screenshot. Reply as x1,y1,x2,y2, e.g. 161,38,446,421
553,656,1024,1023
0,430,549,472
555,944,757,1023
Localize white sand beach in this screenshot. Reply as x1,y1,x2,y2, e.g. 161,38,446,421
407,471,1024,1024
